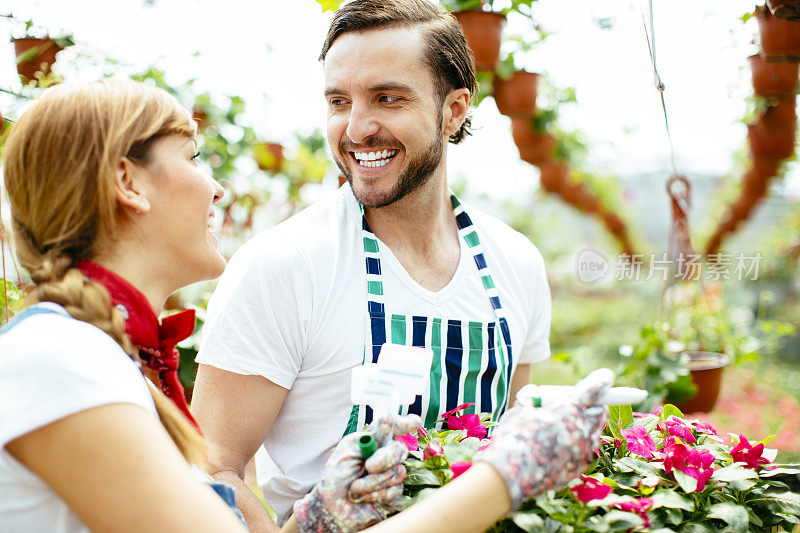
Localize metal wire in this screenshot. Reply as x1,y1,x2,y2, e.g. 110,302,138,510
642,0,678,175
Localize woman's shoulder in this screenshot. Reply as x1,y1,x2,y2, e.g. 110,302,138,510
0,303,156,448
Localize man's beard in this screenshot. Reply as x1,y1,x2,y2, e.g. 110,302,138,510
334,124,445,209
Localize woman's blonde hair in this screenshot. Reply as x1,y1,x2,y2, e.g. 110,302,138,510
3,79,205,463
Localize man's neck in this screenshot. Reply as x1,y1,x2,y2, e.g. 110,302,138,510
363,172,461,291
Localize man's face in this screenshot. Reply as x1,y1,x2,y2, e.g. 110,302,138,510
324,26,445,208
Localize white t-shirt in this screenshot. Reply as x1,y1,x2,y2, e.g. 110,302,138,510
0,303,157,533
196,185,551,522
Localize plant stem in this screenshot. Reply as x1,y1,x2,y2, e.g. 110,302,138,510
0,86,30,99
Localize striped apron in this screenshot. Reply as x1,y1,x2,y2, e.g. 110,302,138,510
344,194,514,434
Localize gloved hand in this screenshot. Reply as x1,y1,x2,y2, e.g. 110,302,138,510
476,368,613,511
293,414,421,533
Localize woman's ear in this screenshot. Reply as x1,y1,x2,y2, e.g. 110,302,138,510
441,88,470,139
115,157,151,214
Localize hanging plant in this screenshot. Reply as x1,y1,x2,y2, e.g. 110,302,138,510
756,5,800,60
12,34,73,84
749,54,799,96
747,118,796,159
510,116,557,164
537,161,568,193
492,69,539,116
759,96,797,128
451,9,506,71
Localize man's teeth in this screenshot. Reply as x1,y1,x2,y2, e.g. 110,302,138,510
354,149,397,167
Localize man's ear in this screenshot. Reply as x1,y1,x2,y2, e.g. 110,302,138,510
115,157,151,214
441,88,470,139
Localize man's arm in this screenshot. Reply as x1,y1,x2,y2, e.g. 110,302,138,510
192,365,288,533
509,363,532,405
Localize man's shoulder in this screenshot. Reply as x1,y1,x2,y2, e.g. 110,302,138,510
465,201,545,270
230,186,358,267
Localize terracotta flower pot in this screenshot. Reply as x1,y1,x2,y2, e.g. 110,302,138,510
12,37,63,82
673,351,730,414
750,156,782,179
537,162,567,193
601,212,626,236
757,5,800,60
511,120,557,164
453,11,506,72
749,54,799,96
493,71,539,117
748,119,796,159
760,96,797,127
253,142,285,172
705,232,723,256
192,108,209,133
767,0,800,20
576,194,601,214
730,193,760,221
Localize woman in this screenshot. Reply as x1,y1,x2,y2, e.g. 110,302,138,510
0,79,607,533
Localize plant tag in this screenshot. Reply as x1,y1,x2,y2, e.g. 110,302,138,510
350,344,433,419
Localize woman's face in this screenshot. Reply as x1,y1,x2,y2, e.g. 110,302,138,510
136,133,226,287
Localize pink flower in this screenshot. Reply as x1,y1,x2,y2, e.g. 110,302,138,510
613,497,654,528
692,420,718,436
661,438,690,475
446,413,488,439
441,402,474,420
423,439,444,460
662,438,715,491
450,461,472,479
731,435,770,469
570,475,612,503
658,418,696,444
416,426,428,439
477,440,491,452
395,433,418,452
621,425,658,459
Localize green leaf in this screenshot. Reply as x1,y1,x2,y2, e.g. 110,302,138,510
673,470,699,493
443,439,479,464
728,478,757,492
315,0,343,12
403,468,442,486
659,404,685,422
512,511,547,532
650,489,694,512
711,465,759,482
747,491,800,515
617,457,663,478
706,502,748,530
602,510,643,531
679,523,715,533
401,487,438,509
760,465,800,477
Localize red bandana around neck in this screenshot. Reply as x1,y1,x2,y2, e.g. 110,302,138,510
77,260,200,431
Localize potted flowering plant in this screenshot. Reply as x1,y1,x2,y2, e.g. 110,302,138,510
756,5,800,60
767,0,800,19
10,19,74,85
395,402,800,532
748,54,799,97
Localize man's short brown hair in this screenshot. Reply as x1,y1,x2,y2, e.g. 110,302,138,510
320,0,476,144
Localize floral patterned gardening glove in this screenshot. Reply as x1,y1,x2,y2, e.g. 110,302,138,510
293,414,422,533
476,368,613,511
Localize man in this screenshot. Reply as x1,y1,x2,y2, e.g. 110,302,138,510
191,1,552,531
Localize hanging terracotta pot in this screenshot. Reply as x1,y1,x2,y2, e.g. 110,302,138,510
730,193,759,221
512,120,557,164
749,54,799,96
750,156,782,179
759,96,797,127
537,162,567,194
576,194,601,214
252,142,285,172
452,11,506,71
673,351,731,414
12,37,63,82
757,5,800,60
743,170,772,199
192,108,209,133
748,119,796,159
493,71,539,117
767,0,800,20
601,211,626,236
705,231,723,256
560,182,587,207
